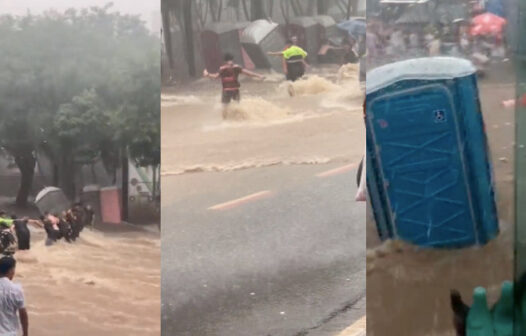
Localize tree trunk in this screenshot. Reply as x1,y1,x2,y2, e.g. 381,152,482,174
346,0,353,19
218,0,224,21
293,0,304,15
307,0,315,15
241,0,250,20
268,0,274,17
350,0,359,16
317,0,328,14
60,154,76,201
210,0,218,22
161,2,174,79
280,0,289,23
290,0,300,16
250,0,265,20
235,0,241,20
53,163,59,186
152,166,158,200
13,150,35,207
183,0,197,76
161,4,173,66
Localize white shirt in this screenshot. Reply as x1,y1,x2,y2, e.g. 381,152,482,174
0,278,24,336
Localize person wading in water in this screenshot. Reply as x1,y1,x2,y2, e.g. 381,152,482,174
268,36,310,95
203,53,265,118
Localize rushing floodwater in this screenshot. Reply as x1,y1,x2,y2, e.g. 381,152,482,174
15,227,160,336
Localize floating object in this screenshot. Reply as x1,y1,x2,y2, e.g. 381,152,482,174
366,57,499,248
35,187,69,215
241,20,286,72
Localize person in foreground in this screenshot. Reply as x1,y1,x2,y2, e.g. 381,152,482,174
203,53,265,118
0,256,28,336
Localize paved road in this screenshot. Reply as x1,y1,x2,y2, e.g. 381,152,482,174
161,163,365,336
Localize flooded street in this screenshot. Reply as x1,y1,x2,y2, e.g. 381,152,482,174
366,62,516,335
161,65,364,176
16,228,160,336
161,64,366,335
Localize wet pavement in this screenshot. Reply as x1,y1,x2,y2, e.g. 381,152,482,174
162,164,365,336
161,65,365,335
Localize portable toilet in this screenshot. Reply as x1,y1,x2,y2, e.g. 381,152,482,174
241,20,286,72
287,16,319,64
313,15,339,43
201,22,252,72
366,57,498,248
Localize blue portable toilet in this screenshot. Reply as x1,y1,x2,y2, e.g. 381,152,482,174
366,57,499,248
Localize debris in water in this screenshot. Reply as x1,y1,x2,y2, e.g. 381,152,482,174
499,157,508,163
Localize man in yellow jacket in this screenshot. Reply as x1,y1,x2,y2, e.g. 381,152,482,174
268,36,309,82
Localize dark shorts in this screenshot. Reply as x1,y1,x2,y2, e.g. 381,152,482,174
16,229,30,250
222,90,240,104
286,62,305,82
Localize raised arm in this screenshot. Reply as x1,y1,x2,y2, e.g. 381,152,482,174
27,219,43,229
203,69,220,79
241,69,265,80
267,51,284,56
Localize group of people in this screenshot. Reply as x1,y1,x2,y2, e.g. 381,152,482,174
203,35,310,113
367,18,506,70
0,202,95,255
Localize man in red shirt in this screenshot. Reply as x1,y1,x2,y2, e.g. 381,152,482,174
203,53,264,113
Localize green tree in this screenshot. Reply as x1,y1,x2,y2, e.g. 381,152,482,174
0,5,160,205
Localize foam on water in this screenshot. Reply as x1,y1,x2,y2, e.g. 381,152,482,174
279,75,341,96
161,94,203,106
222,97,291,121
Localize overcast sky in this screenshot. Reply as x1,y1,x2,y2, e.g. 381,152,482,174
0,0,160,31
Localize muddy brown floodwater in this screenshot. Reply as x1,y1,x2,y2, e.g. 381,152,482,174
161,64,365,176
366,62,516,336
14,228,160,336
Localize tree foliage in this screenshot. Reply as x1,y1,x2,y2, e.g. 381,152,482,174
0,5,160,204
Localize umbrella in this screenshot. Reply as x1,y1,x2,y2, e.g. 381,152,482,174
35,187,70,215
337,19,366,38
470,12,507,36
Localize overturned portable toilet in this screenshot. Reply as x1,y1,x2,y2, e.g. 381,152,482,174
35,187,70,215
287,16,320,64
366,57,499,248
241,20,286,72
201,21,252,72
313,15,339,43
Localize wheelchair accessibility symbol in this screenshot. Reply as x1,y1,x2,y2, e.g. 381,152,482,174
433,110,446,123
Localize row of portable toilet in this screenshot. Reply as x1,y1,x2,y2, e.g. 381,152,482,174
201,16,343,73
35,185,122,226
366,57,499,248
